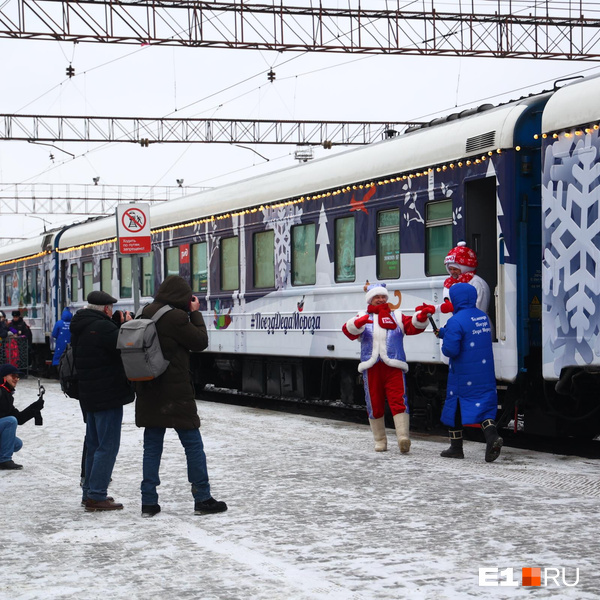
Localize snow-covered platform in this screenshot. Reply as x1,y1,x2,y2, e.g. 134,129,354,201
1,378,598,600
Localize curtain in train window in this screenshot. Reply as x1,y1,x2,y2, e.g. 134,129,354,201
101,258,112,294
120,256,132,298
221,236,240,291
335,217,355,282
426,200,453,275
377,210,400,279
254,230,275,288
292,223,316,286
70,264,78,303
45,269,51,305
191,242,208,292
83,262,93,299
165,247,180,278
142,255,154,297
4,274,11,305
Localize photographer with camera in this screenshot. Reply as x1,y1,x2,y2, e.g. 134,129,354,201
135,275,227,517
0,364,44,470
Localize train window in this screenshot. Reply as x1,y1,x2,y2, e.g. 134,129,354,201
142,255,154,297
165,246,180,278
425,200,453,275
25,269,37,304
291,223,316,286
101,258,112,294
253,230,275,288
4,274,11,305
221,236,240,291
335,217,355,282
376,210,400,279
83,261,93,299
191,243,208,292
70,264,78,303
120,256,132,298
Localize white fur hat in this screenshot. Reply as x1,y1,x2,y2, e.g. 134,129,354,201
365,283,389,304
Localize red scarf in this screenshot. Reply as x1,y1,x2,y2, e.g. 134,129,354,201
444,271,475,289
367,304,397,330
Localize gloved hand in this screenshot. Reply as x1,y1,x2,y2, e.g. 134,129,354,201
437,327,446,339
415,304,436,323
354,314,372,328
440,299,454,314
31,399,44,411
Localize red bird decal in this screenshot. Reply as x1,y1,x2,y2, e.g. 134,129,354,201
349,186,376,214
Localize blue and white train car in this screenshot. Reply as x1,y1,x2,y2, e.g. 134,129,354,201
2,74,600,438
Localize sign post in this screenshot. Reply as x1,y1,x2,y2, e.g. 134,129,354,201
116,203,151,314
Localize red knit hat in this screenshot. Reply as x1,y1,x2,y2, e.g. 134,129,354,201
444,241,478,275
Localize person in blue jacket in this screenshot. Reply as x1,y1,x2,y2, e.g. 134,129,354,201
437,283,503,462
51,307,73,367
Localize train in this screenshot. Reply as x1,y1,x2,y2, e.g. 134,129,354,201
2,73,600,438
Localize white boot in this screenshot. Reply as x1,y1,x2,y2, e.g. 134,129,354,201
369,417,387,452
393,412,411,454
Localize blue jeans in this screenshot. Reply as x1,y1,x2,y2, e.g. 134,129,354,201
141,427,211,505
0,416,22,462
82,407,123,501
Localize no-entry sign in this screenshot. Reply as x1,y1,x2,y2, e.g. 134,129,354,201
116,203,151,254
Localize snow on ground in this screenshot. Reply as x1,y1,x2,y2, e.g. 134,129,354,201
1,378,599,600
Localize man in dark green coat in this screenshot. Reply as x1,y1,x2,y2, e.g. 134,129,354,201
135,275,227,518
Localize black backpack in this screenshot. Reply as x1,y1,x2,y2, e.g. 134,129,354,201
58,344,79,399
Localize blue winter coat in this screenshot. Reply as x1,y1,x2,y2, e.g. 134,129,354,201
439,283,497,427
51,308,72,366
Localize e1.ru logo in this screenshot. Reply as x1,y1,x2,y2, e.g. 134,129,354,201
479,567,579,587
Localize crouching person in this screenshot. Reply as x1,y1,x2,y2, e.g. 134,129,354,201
437,283,502,462
0,364,44,470
342,283,434,453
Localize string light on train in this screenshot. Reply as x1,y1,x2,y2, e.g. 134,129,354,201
18,146,512,261
534,123,600,140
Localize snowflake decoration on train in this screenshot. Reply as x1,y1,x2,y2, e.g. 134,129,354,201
262,204,303,289
542,131,600,374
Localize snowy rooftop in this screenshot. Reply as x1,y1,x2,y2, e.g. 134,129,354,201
1,378,599,599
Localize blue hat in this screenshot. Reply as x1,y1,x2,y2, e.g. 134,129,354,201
0,364,20,378
365,282,389,304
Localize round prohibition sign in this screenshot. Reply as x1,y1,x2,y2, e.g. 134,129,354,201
121,208,147,233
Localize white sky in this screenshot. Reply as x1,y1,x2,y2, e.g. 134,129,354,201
1,34,600,239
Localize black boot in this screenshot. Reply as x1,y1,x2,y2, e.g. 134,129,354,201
482,419,503,463
440,430,464,459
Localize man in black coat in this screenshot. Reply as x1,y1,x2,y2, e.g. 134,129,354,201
70,290,134,511
0,364,44,470
135,275,227,518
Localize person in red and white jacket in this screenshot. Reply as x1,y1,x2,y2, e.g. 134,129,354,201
342,283,435,454
442,241,490,314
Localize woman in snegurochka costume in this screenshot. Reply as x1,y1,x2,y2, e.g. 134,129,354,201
442,241,491,314
342,283,435,453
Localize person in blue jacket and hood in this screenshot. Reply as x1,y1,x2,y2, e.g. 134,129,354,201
437,283,503,462
51,307,73,367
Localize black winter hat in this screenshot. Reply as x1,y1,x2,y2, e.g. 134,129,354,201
0,364,20,378
87,290,118,305
11,310,21,317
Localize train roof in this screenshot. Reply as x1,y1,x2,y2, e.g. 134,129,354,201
56,94,546,251
542,74,600,133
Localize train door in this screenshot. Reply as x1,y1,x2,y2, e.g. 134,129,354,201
464,177,498,330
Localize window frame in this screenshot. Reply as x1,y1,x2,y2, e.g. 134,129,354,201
376,209,400,280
